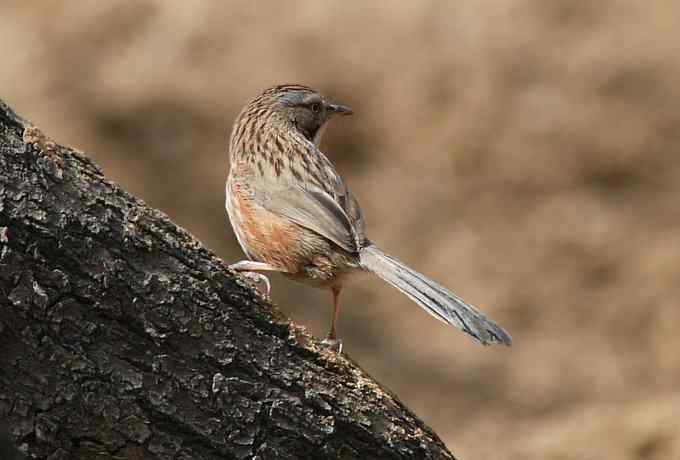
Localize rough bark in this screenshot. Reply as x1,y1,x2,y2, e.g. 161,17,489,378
0,99,456,460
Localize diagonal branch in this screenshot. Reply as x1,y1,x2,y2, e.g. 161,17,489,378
0,99,456,459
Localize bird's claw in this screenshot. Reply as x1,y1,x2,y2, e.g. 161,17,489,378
239,271,271,296
322,337,343,353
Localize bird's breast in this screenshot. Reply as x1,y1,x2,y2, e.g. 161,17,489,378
226,178,303,273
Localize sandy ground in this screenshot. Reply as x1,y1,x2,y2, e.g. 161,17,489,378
2,1,679,458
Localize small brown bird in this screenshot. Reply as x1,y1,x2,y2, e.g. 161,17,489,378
226,84,511,350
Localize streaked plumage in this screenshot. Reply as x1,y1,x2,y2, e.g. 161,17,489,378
226,84,511,348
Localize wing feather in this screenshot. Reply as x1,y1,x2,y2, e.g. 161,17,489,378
262,185,359,253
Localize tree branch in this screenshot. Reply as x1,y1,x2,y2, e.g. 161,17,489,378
0,99,456,459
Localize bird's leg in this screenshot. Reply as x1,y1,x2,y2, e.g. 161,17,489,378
329,286,341,341
322,286,343,353
228,260,279,296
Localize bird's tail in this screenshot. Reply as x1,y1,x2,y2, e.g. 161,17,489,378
359,245,512,346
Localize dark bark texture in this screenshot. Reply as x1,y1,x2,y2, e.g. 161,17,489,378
0,99,456,460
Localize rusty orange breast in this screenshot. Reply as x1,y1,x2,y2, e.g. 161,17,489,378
227,180,301,273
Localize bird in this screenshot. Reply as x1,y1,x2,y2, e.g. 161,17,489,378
225,84,511,351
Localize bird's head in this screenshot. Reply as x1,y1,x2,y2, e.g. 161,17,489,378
256,84,353,145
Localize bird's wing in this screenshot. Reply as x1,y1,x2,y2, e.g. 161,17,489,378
337,188,368,247
302,145,369,246
260,184,360,253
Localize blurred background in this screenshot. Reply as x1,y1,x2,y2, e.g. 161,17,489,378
2,1,679,458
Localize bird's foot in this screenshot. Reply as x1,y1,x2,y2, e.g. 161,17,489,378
238,271,271,296
321,336,343,353
228,260,277,296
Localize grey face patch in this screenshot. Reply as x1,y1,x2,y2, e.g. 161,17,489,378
279,90,329,143
278,90,312,107
279,90,324,109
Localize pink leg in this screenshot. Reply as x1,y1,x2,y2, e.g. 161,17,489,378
323,287,343,352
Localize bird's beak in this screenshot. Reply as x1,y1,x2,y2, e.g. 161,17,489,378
328,104,353,116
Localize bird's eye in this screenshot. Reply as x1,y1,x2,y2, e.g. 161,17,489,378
311,103,321,113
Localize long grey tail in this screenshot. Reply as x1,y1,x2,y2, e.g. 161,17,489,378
359,245,512,346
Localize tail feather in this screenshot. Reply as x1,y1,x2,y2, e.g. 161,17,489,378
359,245,512,346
